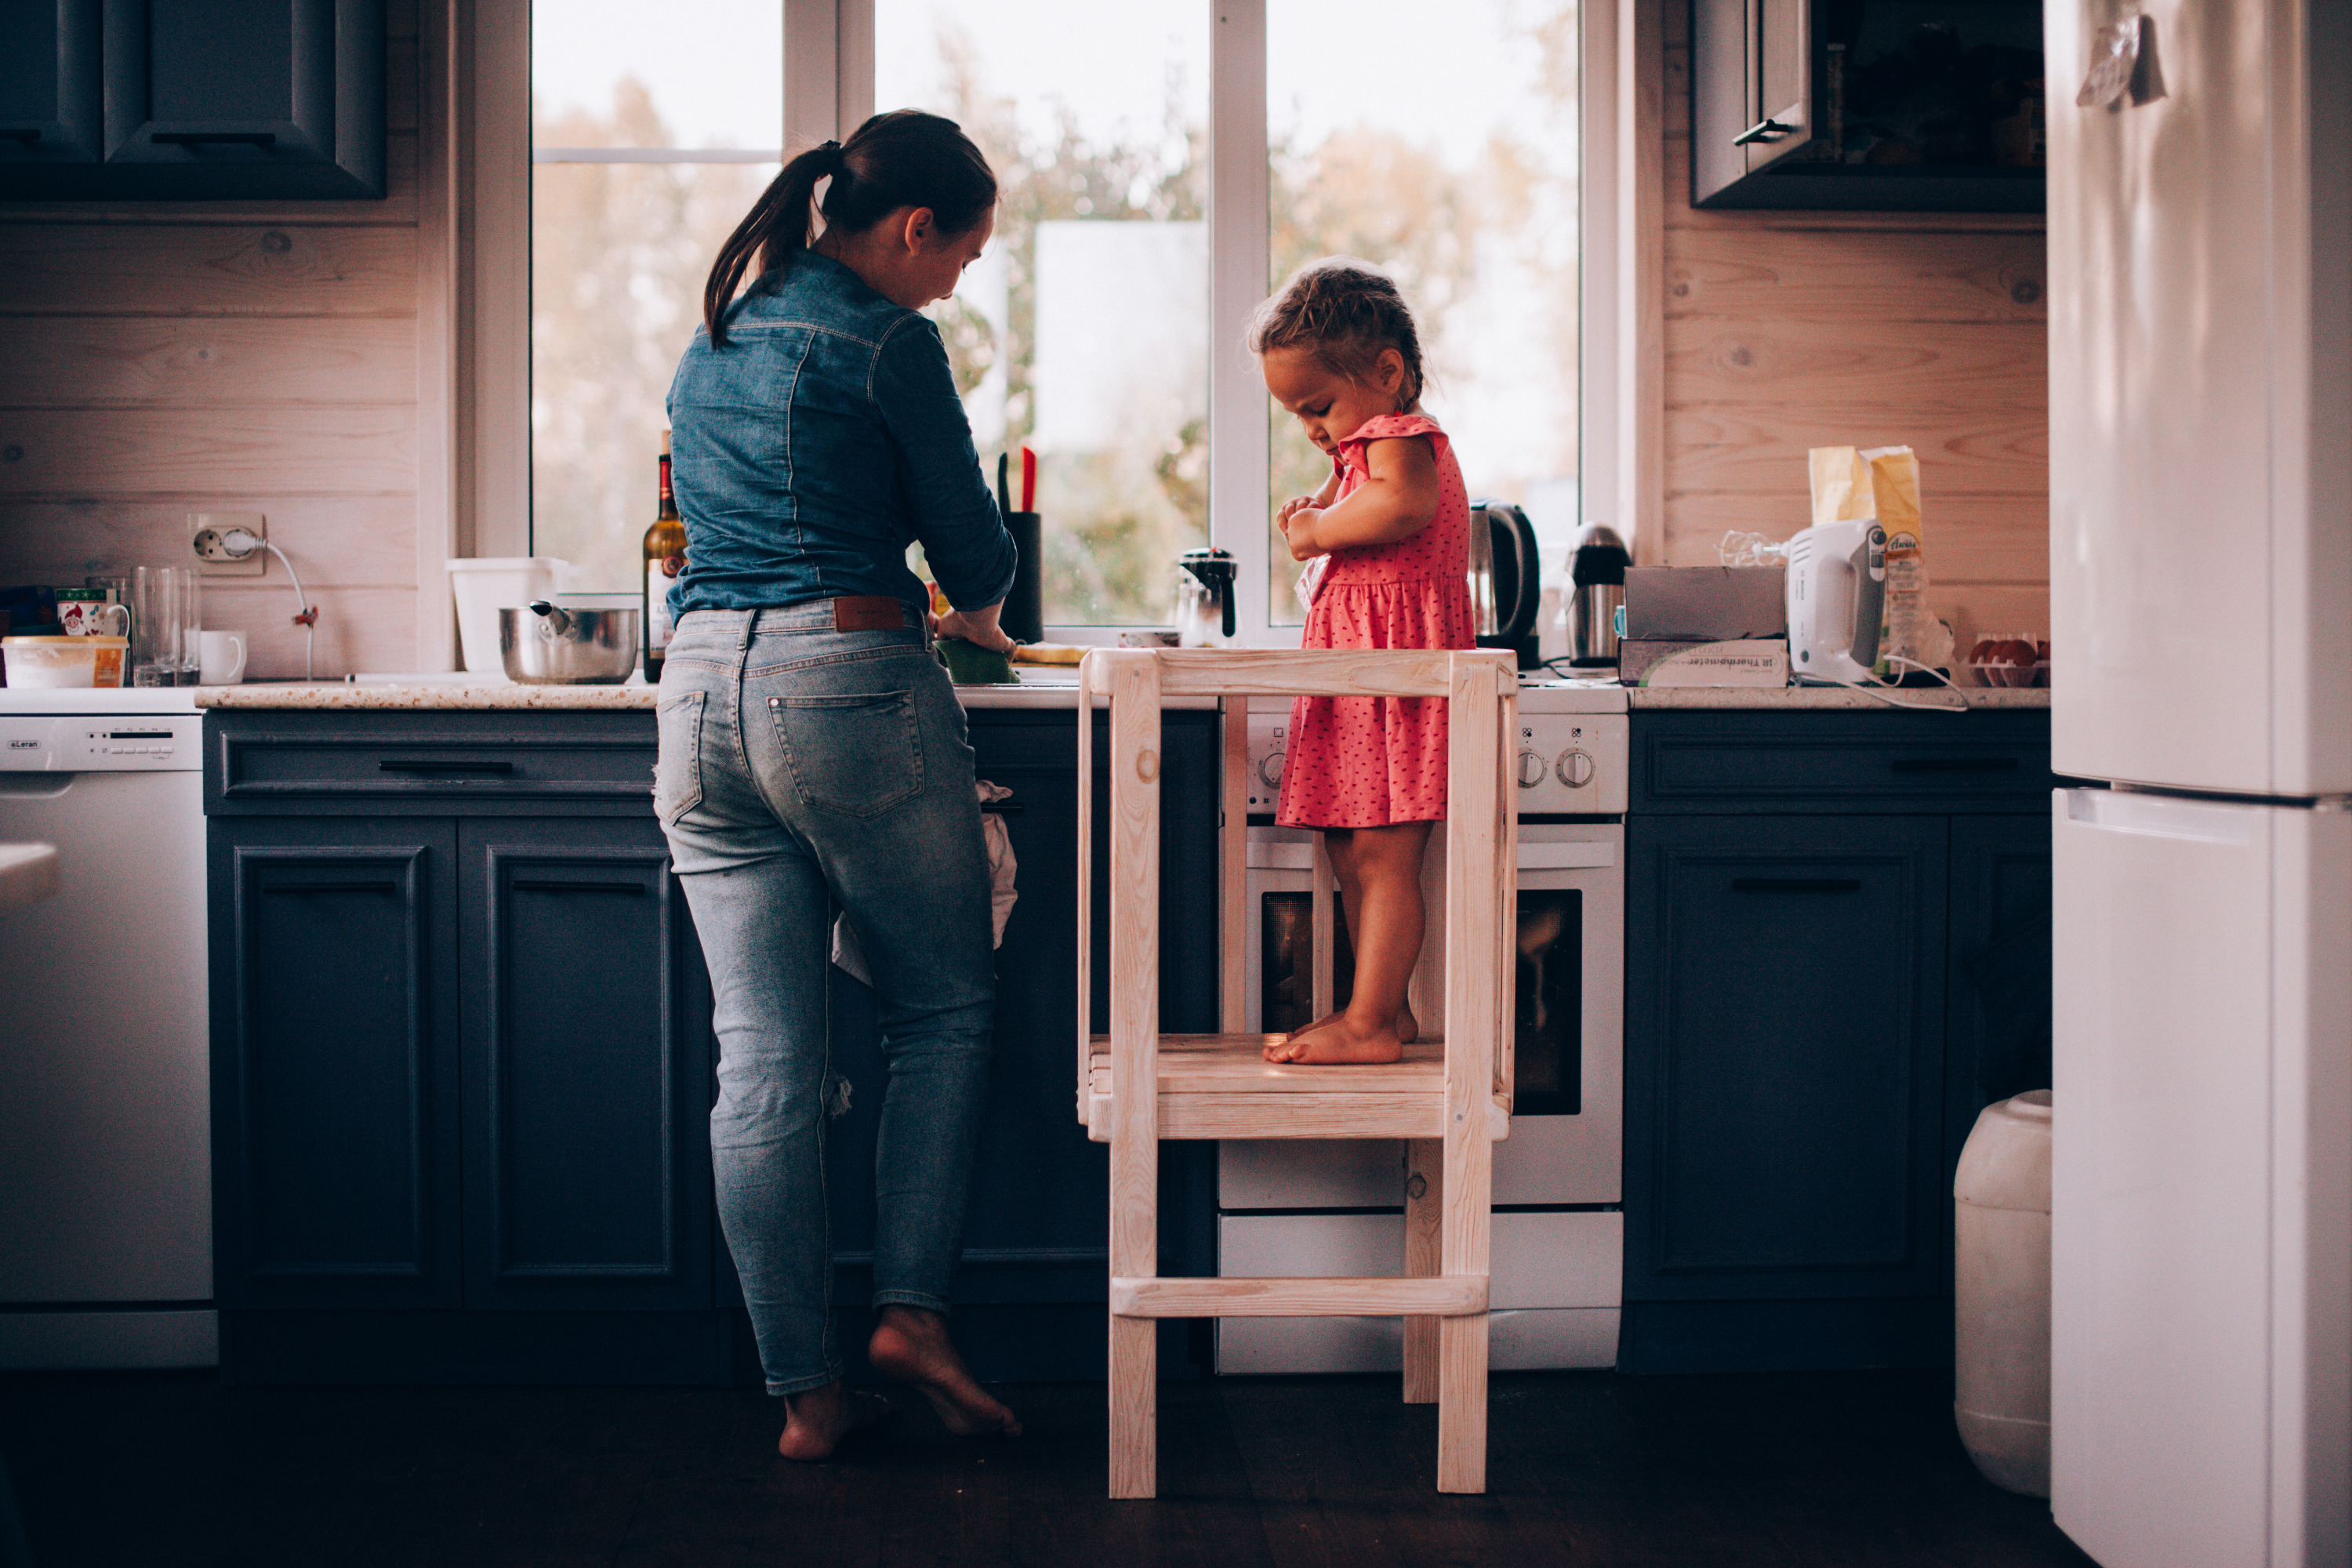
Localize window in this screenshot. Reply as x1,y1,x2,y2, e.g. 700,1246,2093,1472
522,2,1584,640
530,2,783,592
879,0,1210,626
1263,0,1583,623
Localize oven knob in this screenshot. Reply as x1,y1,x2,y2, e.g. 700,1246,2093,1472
1258,750,1285,786
1556,748,1595,788
1516,749,1547,787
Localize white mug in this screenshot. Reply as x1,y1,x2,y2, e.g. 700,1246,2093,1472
199,629,249,684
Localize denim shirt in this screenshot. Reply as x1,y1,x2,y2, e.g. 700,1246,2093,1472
664,250,1017,619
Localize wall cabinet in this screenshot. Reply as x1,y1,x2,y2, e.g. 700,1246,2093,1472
1620,709,2051,1372
1691,0,2045,212
0,0,384,200
205,703,1222,1385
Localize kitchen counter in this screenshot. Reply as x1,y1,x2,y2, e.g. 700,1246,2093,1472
194,670,1214,710
197,673,2046,713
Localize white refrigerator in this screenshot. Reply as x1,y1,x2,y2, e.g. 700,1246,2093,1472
2047,2,2350,1565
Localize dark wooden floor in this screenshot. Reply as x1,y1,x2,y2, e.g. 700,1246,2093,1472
2,1367,2094,1567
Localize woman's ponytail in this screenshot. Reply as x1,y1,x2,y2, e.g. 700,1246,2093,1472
702,111,996,348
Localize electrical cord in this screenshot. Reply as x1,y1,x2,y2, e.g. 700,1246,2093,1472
1806,655,1966,711
220,529,317,681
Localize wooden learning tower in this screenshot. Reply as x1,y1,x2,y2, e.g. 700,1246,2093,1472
1075,647,1520,1498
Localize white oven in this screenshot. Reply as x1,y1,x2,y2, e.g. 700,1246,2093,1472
1217,685,1629,1373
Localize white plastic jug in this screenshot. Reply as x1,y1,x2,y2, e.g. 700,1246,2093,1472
448,557,565,675
1954,1088,2053,1497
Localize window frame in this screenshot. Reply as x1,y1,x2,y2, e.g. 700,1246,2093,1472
465,0,1634,651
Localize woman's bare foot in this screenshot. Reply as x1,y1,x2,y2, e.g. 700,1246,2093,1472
1265,1011,1406,1065
775,1382,890,1461
868,1306,1022,1439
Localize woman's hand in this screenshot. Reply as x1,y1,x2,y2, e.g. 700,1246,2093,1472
937,602,1016,655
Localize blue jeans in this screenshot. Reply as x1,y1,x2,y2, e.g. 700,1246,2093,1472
655,605,996,1396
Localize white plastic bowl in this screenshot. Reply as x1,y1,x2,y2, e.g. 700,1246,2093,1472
3,634,128,688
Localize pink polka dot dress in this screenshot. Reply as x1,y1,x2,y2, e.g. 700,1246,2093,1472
1276,412,1479,830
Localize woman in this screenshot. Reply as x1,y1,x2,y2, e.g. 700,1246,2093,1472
656,110,1022,1461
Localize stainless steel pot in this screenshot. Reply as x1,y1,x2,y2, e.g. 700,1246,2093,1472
499,601,641,684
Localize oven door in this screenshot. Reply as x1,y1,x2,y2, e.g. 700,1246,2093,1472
1229,822,1623,1207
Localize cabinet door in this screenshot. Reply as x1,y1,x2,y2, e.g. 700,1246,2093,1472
210,817,461,1309
456,818,713,1311
1944,813,2051,1285
97,0,383,198
1624,814,1949,1303
0,0,100,166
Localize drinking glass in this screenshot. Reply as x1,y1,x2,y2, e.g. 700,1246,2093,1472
174,568,201,684
131,565,183,688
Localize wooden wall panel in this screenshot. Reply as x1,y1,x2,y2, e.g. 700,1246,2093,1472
0,318,419,407
0,9,441,681
0,226,419,316
0,409,418,496
1656,9,2050,649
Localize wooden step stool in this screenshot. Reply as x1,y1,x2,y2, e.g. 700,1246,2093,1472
1076,647,1519,1498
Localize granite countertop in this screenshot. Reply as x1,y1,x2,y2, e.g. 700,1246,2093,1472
1627,685,2049,710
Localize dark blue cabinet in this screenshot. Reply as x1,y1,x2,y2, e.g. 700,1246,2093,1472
206,713,731,1384
456,818,713,1313
209,817,461,1312
1621,710,2051,1372
0,1,103,170
1,0,383,198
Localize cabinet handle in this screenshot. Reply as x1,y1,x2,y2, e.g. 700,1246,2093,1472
1731,877,1862,894
265,880,397,895
510,879,645,895
153,132,277,147
1890,757,2020,773
1733,117,1796,146
377,759,514,774
980,800,1023,815
0,130,39,145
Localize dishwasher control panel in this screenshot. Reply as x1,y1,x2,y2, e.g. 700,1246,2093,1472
0,715,203,771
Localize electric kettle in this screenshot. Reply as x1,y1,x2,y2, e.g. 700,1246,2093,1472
1468,501,1543,669
1174,546,1236,645
1785,519,1887,684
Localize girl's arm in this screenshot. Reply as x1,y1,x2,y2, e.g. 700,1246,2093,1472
1283,437,1440,559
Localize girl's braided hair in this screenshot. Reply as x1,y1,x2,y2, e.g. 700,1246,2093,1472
1244,257,1426,408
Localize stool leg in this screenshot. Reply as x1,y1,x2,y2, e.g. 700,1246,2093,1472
1403,1137,1442,1403
1109,1314,1156,1498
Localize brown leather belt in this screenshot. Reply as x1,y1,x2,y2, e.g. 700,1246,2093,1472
829,595,911,632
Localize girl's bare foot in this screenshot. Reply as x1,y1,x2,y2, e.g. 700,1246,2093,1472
1269,1002,1413,1060
1265,1011,1406,1065
775,1381,890,1461
868,1305,1022,1439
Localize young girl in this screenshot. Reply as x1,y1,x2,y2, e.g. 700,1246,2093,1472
1248,259,1478,1066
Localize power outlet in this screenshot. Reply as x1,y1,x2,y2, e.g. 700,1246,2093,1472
191,511,267,576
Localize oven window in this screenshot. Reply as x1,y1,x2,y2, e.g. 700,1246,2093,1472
1260,891,1354,1036
1515,888,1582,1115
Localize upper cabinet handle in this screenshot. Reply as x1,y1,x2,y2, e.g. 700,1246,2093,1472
153,132,278,148
1733,118,1795,146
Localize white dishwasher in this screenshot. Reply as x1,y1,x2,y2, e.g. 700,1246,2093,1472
0,688,212,1367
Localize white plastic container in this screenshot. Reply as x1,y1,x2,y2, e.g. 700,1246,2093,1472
1954,1088,2053,1497
3,635,128,688
446,557,565,675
